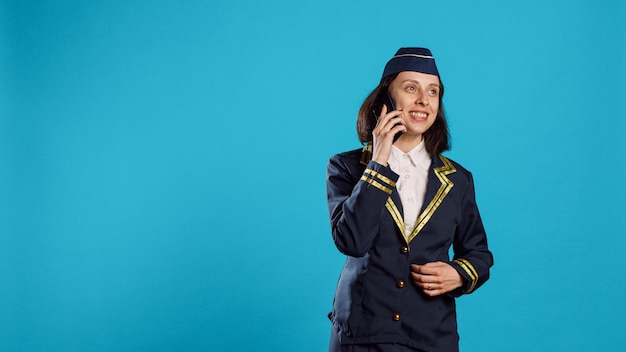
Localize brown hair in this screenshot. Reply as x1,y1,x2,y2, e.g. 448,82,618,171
356,74,450,156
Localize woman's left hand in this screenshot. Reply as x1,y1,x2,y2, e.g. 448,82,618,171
410,262,463,297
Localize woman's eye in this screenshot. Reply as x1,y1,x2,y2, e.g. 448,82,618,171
428,89,439,96
405,86,416,92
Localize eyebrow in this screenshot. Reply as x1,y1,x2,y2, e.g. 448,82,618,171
400,79,440,87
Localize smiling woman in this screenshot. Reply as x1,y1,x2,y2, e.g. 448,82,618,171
386,71,440,142
3,1,624,351
326,48,493,352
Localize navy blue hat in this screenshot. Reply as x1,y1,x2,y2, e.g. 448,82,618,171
381,47,439,80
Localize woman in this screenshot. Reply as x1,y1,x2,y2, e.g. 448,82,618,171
326,47,494,352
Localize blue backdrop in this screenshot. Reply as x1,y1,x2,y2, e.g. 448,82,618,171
1,0,625,351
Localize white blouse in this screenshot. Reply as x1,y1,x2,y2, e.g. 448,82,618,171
388,141,432,238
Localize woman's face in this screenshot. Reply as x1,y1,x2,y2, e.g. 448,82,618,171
388,71,440,139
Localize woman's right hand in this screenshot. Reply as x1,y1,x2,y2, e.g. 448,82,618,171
371,104,406,166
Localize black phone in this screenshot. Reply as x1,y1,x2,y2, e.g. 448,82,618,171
372,89,402,142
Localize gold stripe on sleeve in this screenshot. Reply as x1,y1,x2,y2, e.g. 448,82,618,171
360,175,393,194
454,258,479,293
364,169,397,188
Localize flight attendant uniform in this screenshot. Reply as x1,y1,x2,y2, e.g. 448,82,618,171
326,144,493,352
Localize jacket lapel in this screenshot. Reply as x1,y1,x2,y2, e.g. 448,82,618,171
359,147,456,243
385,188,405,240
406,154,457,243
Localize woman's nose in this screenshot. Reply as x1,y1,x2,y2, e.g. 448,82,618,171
416,89,429,106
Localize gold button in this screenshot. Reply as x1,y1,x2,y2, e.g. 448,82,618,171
396,280,405,288
400,246,409,254
393,313,401,321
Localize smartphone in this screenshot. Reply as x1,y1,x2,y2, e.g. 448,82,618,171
372,89,403,142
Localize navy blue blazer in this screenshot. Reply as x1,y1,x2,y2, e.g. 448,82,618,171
326,145,493,351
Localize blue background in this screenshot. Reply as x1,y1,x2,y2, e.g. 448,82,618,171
1,0,625,351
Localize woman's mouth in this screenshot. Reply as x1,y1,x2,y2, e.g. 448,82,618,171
409,111,428,119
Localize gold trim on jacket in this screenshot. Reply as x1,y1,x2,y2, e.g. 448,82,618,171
360,145,457,244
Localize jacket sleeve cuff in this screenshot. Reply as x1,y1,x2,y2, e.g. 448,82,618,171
359,161,399,195
450,258,480,295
